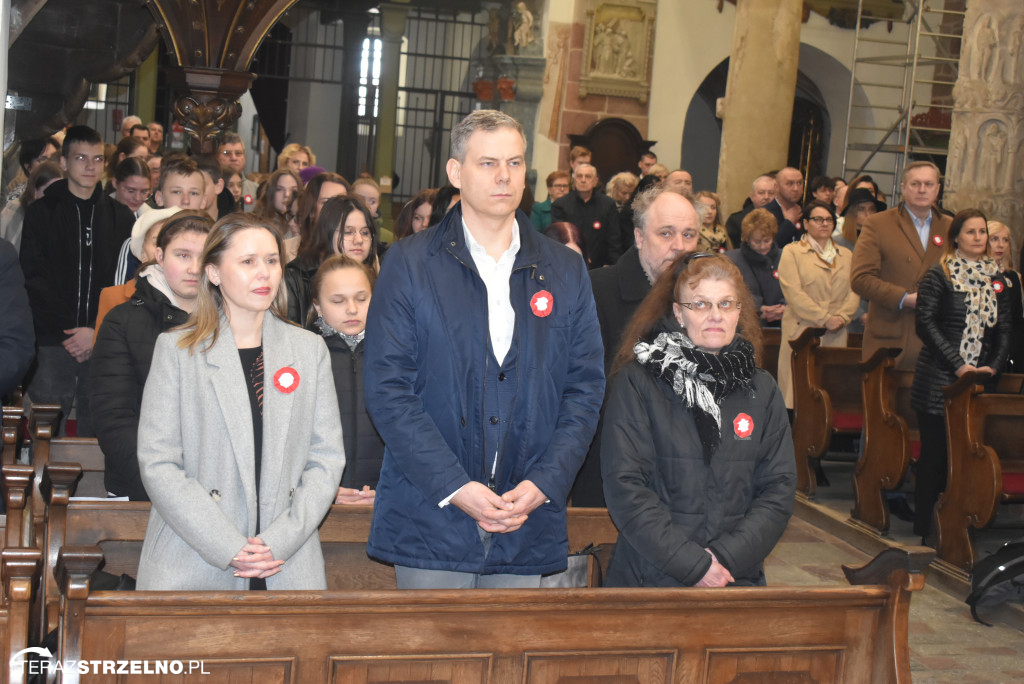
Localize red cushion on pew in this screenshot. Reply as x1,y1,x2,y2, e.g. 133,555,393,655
910,441,921,463
833,412,863,431
1002,472,1024,495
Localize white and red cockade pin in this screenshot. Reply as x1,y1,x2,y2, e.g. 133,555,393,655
717,247,727,254
932,235,943,247
772,270,780,280
592,221,602,230
531,290,554,317
273,367,300,394
733,412,754,439
993,280,1005,294
243,194,254,205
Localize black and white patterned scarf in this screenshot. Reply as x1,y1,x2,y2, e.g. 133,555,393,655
634,330,756,463
947,252,999,366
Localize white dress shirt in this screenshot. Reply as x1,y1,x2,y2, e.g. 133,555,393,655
438,219,521,507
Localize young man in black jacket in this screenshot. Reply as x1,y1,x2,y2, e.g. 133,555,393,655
20,125,134,435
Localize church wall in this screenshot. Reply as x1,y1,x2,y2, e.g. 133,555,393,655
640,1,925,200
285,10,344,174
532,0,652,201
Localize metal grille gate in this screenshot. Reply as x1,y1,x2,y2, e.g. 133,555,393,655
393,6,489,204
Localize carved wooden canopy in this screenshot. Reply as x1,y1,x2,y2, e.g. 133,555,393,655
144,0,301,151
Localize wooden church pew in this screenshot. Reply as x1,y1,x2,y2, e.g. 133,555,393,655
38,463,620,638
937,371,1024,573
853,347,917,534
789,327,863,497
50,544,933,684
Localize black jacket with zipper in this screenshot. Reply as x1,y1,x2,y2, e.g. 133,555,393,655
20,179,134,344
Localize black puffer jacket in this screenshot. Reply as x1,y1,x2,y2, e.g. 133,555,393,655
911,264,1011,415
284,258,318,326
319,331,384,489
90,274,189,500
727,244,785,320
601,352,796,587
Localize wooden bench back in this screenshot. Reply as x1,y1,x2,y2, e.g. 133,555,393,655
1,548,43,684
38,463,620,637
51,545,932,684
1,405,24,467
854,348,918,533
938,373,1024,573
790,328,863,497
27,405,105,549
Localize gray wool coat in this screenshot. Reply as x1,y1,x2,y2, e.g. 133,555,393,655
136,313,346,590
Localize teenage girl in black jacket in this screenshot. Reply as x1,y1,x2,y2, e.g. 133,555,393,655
90,211,213,499
309,254,384,503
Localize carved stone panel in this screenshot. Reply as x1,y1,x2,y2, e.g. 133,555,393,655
946,0,1024,246
578,0,656,104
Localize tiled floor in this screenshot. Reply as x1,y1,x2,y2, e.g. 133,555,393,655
767,455,1024,683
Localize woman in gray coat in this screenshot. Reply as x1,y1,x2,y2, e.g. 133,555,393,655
601,252,795,587
137,213,346,590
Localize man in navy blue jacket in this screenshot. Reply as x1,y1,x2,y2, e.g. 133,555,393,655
364,110,605,588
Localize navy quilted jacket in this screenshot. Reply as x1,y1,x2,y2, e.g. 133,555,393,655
364,204,605,574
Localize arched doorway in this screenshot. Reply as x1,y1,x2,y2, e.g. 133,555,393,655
681,46,861,194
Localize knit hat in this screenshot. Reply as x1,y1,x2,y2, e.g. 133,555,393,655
299,165,326,185
130,206,181,260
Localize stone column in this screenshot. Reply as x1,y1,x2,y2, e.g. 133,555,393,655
335,6,374,182
716,0,802,216
945,0,1024,246
373,1,410,214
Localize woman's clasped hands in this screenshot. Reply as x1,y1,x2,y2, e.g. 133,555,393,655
231,537,284,579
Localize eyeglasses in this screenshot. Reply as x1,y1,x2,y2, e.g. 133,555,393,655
676,298,741,314
550,183,569,190
805,216,835,226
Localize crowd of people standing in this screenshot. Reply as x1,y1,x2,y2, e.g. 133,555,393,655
0,106,1012,589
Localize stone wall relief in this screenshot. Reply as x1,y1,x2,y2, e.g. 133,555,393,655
946,121,970,191
1005,16,1024,84
970,14,1000,82
977,119,1008,192
578,0,656,103
947,2,1024,248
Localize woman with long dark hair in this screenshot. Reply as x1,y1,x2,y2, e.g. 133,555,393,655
601,252,795,587
136,212,345,590
254,168,301,239
911,208,1010,542
285,196,378,325
393,188,437,240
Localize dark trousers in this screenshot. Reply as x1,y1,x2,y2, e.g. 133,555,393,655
914,412,947,538
27,345,92,437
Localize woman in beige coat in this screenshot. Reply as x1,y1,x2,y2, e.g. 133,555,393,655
777,200,861,408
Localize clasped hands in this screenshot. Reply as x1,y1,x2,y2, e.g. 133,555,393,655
230,537,283,579
451,480,546,534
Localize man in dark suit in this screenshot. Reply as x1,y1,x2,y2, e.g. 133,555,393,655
551,163,621,267
571,185,699,506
